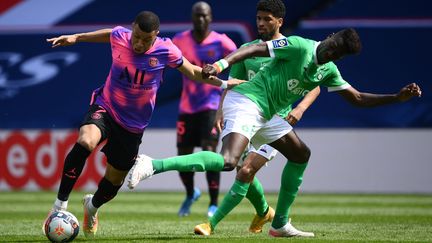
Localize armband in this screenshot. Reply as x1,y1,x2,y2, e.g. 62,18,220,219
212,59,229,73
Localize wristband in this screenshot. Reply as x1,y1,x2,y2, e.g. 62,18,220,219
212,59,229,73
219,80,228,89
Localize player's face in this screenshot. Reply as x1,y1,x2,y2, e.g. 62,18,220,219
256,10,283,41
317,35,348,64
192,6,212,33
131,23,159,54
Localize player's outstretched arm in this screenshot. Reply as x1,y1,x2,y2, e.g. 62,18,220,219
286,86,321,125
338,83,422,107
202,42,269,78
177,57,245,89
46,28,112,48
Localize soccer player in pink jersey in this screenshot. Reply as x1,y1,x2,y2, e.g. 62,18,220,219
44,11,242,238
172,1,237,218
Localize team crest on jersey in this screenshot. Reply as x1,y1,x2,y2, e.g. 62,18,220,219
207,49,215,57
149,57,158,67
91,112,102,120
271,38,288,48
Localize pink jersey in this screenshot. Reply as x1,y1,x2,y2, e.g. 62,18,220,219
173,30,236,114
92,26,183,133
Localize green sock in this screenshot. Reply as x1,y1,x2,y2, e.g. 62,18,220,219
209,179,250,229
246,177,269,217
152,151,224,174
271,161,308,229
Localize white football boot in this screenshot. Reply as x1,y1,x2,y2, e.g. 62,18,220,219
269,218,314,237
127,154,155,189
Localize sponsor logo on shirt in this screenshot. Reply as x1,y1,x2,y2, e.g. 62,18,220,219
91,112,102,120
271,38,288,49
287,79,310,96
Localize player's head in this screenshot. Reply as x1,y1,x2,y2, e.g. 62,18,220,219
192,1,212,34
316,28,362,64
132,11,160,54
256,0,285,41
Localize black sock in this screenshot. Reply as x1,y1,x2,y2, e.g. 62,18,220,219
179,172,195,198
57,143,90,201
206,171,220,206
92,177,122,208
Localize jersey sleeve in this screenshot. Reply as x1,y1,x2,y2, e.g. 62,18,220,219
321,64,351,92
221,34,237,57
266,36,304,60
110,26,128,45
166,38,184,68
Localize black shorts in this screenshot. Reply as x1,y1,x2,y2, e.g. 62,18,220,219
81,104,143,171
176,110,219,147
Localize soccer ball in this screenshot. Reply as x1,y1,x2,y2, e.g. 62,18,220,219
44,211,79,242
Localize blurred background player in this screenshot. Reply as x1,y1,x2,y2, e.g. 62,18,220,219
172,1,237,217
214,0,320,233
44,10,241,238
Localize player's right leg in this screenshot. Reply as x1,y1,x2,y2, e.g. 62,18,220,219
176,113,202,217
242,144,278,233
195,134,256,234
43,105,105,233
177,146,201,217
127,151,225,189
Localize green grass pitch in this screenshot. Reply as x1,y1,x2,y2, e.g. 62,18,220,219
0,191,431,242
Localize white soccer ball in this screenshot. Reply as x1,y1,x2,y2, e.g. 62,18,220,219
44,211,80,242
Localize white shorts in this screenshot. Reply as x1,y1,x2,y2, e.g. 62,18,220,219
221,91,292,149
238,143,278,167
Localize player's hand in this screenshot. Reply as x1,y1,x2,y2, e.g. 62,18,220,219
285,107,305,126
227,78,246,89
397,83,422,102
202,64,218,79
46,35,78,48
214,108,224,133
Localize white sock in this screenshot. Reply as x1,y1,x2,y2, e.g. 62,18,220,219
86,198,98,215
54,199,68,211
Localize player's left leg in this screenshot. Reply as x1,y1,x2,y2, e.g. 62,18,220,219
267,130,314,237
83,163,128,237
83,122,142,238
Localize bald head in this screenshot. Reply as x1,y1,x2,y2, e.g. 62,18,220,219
192,1,211,14
191,1,212,35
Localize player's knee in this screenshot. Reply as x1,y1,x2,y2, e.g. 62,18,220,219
237,165,255,181
77,137,98,151
222,155,238,171
297,145,311,163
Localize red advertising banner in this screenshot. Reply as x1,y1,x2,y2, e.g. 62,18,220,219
0,130,106,190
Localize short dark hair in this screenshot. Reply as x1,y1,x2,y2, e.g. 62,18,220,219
339,28,362,55
256,0,286,18
134,11,160,32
